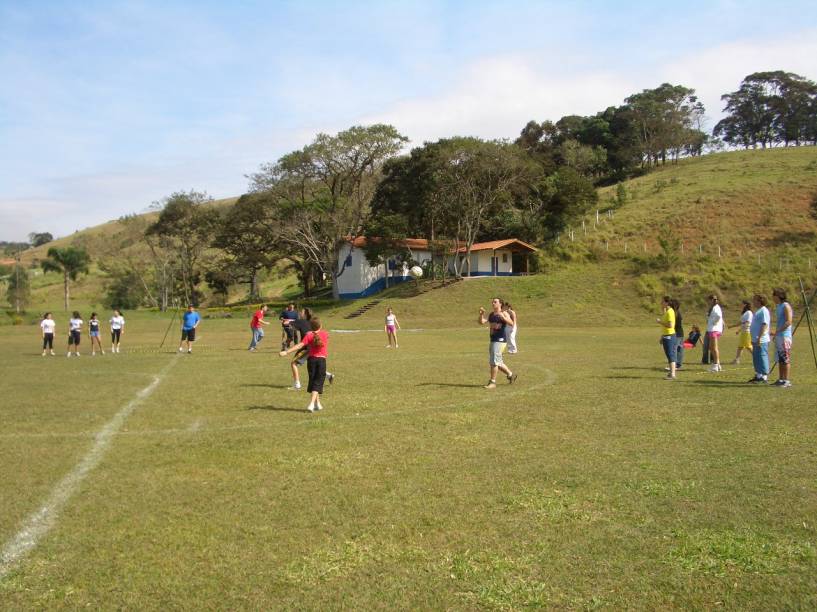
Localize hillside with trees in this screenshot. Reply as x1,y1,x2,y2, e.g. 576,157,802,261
2,70,816,322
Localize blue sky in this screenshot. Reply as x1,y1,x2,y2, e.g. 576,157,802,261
2,0,816,241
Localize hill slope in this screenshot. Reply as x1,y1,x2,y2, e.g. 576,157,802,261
4,148,817,323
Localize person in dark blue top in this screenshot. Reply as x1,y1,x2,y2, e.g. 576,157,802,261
279,303,299,350
478,297,518,389
179,305,201,354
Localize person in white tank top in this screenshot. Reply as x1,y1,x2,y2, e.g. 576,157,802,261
384,307,400,348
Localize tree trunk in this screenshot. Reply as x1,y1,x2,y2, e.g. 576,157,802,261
63,272,69,311
249,268,259,299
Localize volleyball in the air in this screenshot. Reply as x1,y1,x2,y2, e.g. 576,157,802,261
410,265,423,278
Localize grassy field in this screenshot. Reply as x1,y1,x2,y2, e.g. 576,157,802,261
1,308,816,609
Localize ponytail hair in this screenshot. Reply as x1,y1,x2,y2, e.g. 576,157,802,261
310,317,323,348
302,307,313,321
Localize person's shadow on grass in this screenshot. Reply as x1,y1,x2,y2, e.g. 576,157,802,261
246,404,306,413
241,383,290,389
416,382,486,388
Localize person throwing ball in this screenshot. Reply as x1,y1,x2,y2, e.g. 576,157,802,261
478,297,518,389
280,316,329,412
179,304,201,354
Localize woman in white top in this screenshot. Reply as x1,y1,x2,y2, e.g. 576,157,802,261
384,307,400,348
504,302,518,354
67,311,83,357
40,312,56,356
110,309,125,353
732,301,753,365
706,295,724,372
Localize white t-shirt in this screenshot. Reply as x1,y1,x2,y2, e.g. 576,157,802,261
40,319,56,334
69,318,83,332
740,310,753,331
110,315,125,330
706,304,723,333
385,314,396,326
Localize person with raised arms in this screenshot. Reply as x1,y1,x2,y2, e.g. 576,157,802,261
478,297,518,389
280,316,330,412
179,304,201,354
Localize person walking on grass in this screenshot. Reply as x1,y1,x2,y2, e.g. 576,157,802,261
110,309,125,353
771,288,794,388
279,302,298,350
748,294,771,384
478,297,517,389
40,312,56,356
670,298,684,371
67,311,83,357
88,312,104,355
248,304,270,351
384,307,400,348
706,294,724,372
288,308,334,390
732,300,753,365
280,316,330,412
657,296,677,380
504,302,519,354
179,304,200,354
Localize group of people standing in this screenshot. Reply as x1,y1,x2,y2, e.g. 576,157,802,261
658,289,795,386
39,310,125,357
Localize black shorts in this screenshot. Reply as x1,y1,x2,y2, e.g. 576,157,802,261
111,328,122,342
307,357,327,394
283,325,295,340
68,330,81,345
181,328,196,342
43,333,54,349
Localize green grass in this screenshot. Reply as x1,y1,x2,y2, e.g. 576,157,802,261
1,311,817,608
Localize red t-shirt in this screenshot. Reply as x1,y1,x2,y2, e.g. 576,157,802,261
251,309,264,329
302,330,328,358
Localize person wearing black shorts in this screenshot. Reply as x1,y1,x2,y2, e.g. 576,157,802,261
179,305,201,354
40,312,56,356
279,303,298,350
280,316,330,412
67,311,83,358
288,308,334,390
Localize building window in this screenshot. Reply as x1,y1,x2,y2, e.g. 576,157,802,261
502,253,508,263
345,254,353,267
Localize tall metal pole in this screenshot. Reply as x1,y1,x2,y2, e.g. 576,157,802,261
798,277,817,370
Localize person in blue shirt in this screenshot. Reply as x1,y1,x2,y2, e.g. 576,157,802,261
179,304,201,354
279,303,299,350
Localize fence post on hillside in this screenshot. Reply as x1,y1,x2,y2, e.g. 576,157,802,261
605,240,609,251
624,242,628,253
699,244,703,254
681,242,684,255
718,245,722,258
582,220,587,235
596,209,600,225
643,242,647,253
757,253,761,266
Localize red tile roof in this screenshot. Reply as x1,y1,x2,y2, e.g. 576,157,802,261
458,239,538,253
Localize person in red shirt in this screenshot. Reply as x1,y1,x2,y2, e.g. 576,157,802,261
248,304,269,351
280,316,329,412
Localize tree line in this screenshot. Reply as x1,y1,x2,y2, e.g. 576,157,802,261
5,70,815,310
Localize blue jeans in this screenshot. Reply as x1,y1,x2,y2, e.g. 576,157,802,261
249,327,264,349
752,341,769,377
675,336,684,367
661,335,676,363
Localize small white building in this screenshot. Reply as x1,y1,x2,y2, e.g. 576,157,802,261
336,237,537,299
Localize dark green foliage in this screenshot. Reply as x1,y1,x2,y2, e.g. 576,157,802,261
714,71,817,148
41,246,91,310
28,232,53,247
5,265,30,312
104,271,145,310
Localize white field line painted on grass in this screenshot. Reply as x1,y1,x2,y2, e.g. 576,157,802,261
0,356,178,580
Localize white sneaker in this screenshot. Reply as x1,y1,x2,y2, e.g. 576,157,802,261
315,403,323,411
50,350,55,356
385,345,391,348
101,350,105,355
178,347,184,352
67,353,71,358
709,364,720,372
395,344,398,348
307,404,316,413
187,349,192,354
290,384,302,391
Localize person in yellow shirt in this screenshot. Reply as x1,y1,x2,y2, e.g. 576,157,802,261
657,296,677,380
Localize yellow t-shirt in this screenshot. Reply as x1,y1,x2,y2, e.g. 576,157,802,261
661,307,676,336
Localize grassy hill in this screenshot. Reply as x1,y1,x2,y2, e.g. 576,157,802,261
4,147,817,324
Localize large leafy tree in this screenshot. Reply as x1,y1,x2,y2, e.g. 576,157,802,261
28,232,53,247
247,124,408,299
41,246,91,310
212,193,286,299
5,263,31,313
146,191,220,305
